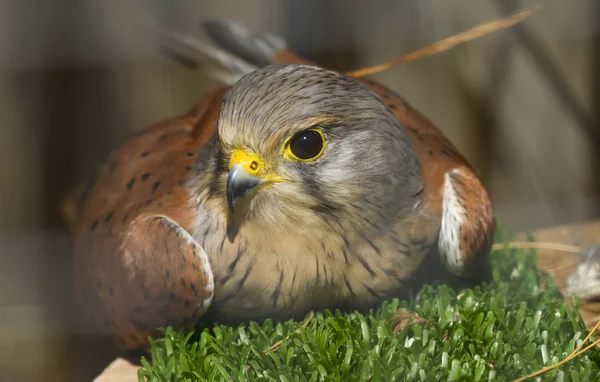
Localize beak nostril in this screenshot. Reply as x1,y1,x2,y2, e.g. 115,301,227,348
250,161,259,171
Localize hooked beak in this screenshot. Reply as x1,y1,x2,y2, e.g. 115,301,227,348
226,164,265,214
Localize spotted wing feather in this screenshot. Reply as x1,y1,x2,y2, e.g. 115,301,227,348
74,215,214,350
69,88,226,351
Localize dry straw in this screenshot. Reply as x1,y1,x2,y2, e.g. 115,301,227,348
345,8,535,78
511,319,600,381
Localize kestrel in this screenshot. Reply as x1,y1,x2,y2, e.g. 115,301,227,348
63,19,495,351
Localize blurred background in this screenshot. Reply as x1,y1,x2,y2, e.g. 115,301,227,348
0,0,598,380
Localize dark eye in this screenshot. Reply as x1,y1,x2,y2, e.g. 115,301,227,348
288,130,325,161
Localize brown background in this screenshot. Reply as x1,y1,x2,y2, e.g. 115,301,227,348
0,1,598,380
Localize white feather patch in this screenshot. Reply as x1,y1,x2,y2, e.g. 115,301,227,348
438,169,468,275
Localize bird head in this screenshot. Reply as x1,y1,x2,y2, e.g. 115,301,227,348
213,64,423,235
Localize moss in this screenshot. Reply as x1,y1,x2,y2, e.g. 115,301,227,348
138,227,600,381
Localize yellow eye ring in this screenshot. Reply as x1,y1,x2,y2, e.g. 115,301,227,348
282,129,326,162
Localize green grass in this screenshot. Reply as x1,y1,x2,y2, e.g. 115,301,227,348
138,227,600,381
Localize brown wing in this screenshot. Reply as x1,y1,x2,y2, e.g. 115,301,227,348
74,215,214,350
69,87,227,350
274,50,495,277
360,79,495,277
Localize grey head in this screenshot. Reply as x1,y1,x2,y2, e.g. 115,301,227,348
212,64,423,237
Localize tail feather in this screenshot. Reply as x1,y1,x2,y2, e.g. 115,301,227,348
153,19,286,85
202,20,285,69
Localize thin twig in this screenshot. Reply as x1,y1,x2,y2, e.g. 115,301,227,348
264,311,315,353
575,319,600,354
497,241,600,380
244,311,315,373
587,315,600,330
345,8,535,78
512,320,600,381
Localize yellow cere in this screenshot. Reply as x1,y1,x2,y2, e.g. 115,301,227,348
229,148,280,181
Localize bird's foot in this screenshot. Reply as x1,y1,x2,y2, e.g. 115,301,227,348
389,309,429,336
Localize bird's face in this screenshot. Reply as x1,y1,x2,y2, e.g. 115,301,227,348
214,64,423,235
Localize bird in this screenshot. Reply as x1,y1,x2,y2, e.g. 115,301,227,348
62,19,496,352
